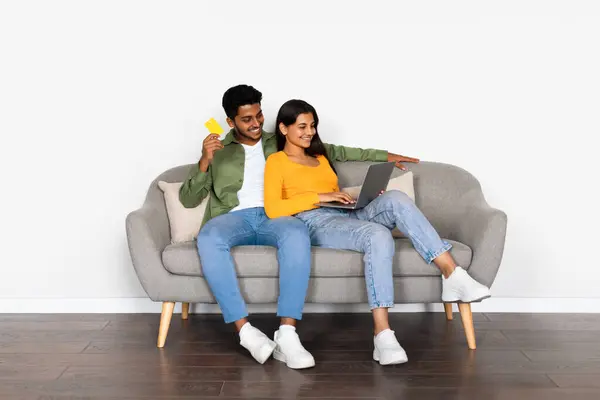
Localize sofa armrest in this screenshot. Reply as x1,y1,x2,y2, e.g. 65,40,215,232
450,204,508,287
125,204,172,301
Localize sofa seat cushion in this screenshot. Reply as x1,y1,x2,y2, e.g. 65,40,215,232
162,238,472,278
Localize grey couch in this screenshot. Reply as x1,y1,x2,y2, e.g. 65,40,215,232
126,161,507,350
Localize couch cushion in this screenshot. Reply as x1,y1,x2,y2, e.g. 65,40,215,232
162,239,472,278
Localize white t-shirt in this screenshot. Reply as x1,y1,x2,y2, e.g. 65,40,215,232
230,139,266,212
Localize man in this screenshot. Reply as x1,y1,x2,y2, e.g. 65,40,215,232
179,84,418,369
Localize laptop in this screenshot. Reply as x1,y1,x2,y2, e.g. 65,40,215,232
317,161,396,210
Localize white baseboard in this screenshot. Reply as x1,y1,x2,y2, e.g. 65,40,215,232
1,297,600,313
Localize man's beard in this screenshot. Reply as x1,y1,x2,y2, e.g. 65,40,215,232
233,123,262,142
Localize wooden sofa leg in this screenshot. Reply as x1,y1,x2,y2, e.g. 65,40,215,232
443,303,453,321
458,303,476,350
157,301,175,348
181,302,189,320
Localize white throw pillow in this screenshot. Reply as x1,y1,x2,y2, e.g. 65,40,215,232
341,171,415,238
385,171,415,202
158,181,209,244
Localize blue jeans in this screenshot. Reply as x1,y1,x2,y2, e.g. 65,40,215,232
196,207,311,323
296,190,452,309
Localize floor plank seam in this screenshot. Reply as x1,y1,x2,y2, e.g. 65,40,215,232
79,341,93,353
519,349,533,362
497,329,512,343
100,320,111,331
543,374,561,388
54,365,69,381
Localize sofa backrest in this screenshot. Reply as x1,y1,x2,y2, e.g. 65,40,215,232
145,160,485,239
333,161,485,237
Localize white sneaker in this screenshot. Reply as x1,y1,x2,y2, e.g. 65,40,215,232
441,266,491,303
239,323,276,364
273,325,315,369
373,329,408,365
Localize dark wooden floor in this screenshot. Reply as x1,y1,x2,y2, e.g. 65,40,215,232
1,312,600,399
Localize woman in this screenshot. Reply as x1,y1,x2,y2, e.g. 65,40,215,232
264,99,491,365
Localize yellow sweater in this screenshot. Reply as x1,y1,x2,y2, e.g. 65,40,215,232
264,151,339,218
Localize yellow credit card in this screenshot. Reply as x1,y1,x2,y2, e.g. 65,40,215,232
204,118,224,135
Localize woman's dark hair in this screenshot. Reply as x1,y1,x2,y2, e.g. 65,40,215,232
274,99,337,174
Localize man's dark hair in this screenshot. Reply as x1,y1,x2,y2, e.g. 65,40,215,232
222,84,263,119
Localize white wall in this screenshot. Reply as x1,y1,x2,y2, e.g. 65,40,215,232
1,0,599,312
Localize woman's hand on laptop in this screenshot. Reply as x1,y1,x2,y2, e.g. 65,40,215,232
318,192,355,204
387,152,420,171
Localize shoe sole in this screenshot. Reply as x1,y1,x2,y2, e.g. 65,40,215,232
373,350,408,365
273,348,315,369
442,294,491,303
